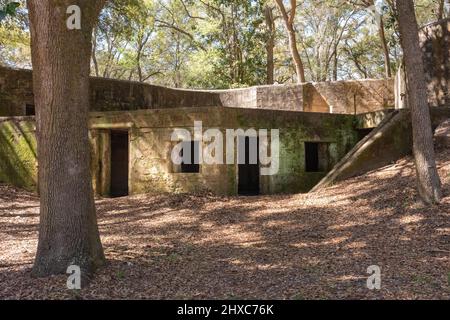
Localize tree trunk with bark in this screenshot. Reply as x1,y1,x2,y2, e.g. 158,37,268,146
265,5,275,85
438,0,445,20
333,51,338,81
351,0,392,78
286,25,306,83
396,0,442,204
27,0,106,278
378,17,392,78
275,0,306,83
92,27,100,77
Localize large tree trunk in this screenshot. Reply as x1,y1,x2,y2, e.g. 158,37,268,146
286,25,306,83
137,49,143,82
353,0,391,78
378,17,392,78
92,27,100,77
275,0,306,83
438,0,445,20
396,0,442,204
333,51,338,81
264,5,275,85
27,0,106,278
266,36,275,85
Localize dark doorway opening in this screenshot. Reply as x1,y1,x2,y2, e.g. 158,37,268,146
181,141,200,173
110,130,129,198
357,128,373,141
305,142,319,172
305,142,330,173
25,104,35,116
238,136,260,196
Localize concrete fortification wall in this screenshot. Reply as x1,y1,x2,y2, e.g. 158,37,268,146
0,117,37,191
396,19,450,109
0,108,359,196
0,66,394,116
420,19,450,107
307,79,394,114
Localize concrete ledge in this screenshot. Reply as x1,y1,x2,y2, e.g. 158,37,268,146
1,66,394,116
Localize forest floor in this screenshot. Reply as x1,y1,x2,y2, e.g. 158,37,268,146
1,127,450,300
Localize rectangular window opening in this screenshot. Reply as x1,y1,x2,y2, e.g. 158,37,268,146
26,104,35,116
180,141,200,173
305,142,329,173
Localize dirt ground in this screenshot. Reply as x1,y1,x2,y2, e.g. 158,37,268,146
1,144,449,300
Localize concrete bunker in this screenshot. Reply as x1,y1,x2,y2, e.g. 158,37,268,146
1,20,448,197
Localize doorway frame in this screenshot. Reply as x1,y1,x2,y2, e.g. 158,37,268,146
109,129,130,198
236,133,261,196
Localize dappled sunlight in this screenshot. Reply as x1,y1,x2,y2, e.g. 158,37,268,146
292,236,349,249
436,227,450,234
1,144,450,299
333,275,365,283
342,241,367,250
396,214,425,226
328,221,369,231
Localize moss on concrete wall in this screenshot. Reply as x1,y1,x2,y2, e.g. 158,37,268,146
420,19,450,107
314,107,450,190
0,119,37,190
7,107,447,196
89,107,359,196
1,66,395,117
0,107,366,196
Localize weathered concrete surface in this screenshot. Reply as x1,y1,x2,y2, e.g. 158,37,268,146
420,19,450,107
396,19,450,109
308,79,395,114
312,107,450,191
1,20,448,118
355,109,396,129
214,84,304,111
0,107,360,196
216,80,395,114
0,117,37,190
0,69,34,117
0,66,394,116
435,119,450,148
0,67,223,115
89,107,359,196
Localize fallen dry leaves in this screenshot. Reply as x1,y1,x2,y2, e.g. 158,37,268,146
0,129,449,300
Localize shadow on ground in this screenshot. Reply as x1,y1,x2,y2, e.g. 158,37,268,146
0,147,449,300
